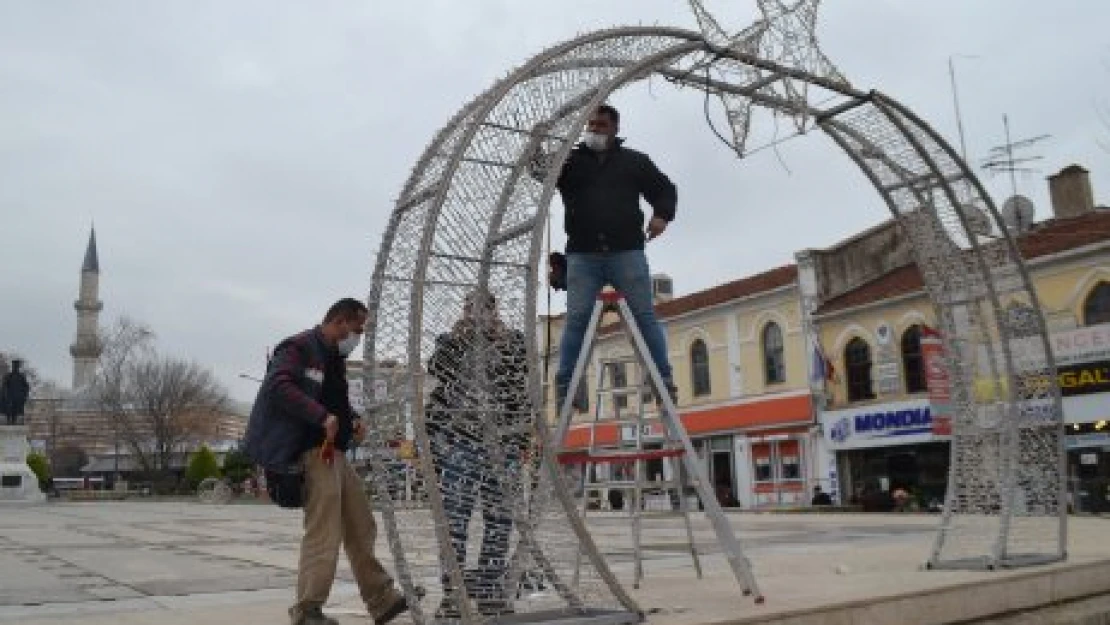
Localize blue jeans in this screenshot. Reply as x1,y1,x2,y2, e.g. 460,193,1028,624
429,424,516,597
556,250,672,389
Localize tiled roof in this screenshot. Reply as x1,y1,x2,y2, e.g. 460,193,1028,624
654,264,798,320
596,264,798,336
815,211,1110,316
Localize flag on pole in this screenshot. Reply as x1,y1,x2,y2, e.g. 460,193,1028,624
811,340,838,385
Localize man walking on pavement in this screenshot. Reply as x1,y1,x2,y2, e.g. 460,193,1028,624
244,298,408,625
536,104,679,412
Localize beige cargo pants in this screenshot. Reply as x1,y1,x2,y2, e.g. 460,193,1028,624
295,447,401,618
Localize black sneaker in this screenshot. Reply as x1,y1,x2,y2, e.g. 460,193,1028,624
434,596,461,620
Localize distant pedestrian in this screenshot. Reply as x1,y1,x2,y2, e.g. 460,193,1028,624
811,486,833,506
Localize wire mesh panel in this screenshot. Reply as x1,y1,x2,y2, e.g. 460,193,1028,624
821,98,1066,569
362,9,1064,625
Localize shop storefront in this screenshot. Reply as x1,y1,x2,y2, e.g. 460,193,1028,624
1048,323,1110,512
561,391,813,509
820,398,949,510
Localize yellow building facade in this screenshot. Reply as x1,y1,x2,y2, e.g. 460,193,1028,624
543,265,818,509
806,165,1110,511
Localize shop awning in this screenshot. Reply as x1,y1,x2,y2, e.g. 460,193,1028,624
562,393,812,450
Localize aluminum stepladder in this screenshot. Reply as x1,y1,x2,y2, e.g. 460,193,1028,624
551,291,764,603
564,350,702,590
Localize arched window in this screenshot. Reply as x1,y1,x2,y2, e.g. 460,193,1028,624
845,338,874,402
608,361,628,410
901,325,925,394
1084,282,1110,326
574,377,589,414
690,339,711,397
762,322,785,384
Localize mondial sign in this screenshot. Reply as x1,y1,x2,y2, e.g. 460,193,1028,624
823,399,946,450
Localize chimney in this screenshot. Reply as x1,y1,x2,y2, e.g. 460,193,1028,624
651,274,674,304
1048,164,1095,219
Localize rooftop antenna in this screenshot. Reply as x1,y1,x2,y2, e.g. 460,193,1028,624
947,54,979,163
981,115,1050,200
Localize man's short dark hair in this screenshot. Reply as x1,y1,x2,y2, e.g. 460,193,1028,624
324,298,368,323
464,289,496,309
596,104,620,126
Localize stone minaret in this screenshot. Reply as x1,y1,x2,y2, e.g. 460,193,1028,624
70,228,103,389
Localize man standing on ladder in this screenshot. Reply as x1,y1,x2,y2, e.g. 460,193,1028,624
543,104,679,412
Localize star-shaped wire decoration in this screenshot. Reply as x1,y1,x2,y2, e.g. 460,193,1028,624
686,0,849,152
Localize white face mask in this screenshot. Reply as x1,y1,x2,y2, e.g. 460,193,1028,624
337,332,361,357
582,131,609,151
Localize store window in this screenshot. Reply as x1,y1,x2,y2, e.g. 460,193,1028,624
845,338,875,402
753,456,772,482
901,325,925,394
690,339,712,397
762,322,786,384
1084,282,1110,326
780,453,801,480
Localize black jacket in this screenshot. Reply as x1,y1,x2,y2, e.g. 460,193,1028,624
556,140,677,253
425,323,532,448
243,328,359,470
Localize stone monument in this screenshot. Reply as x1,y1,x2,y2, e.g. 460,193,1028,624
0,361,46,503
0,425,46,503
1,359,31,425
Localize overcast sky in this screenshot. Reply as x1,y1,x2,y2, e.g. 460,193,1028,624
1,1,1107,403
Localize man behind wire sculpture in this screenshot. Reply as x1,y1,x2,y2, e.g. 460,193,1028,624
426,290,532,618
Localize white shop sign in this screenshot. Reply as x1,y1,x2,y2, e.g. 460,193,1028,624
822,398,946,451
1052,323,1110,366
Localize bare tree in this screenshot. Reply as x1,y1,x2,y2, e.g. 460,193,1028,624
122,355,229,479
89,317,155,480
88,317,229,486
92,316,155,411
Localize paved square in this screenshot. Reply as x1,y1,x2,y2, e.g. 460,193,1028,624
2,501,1110,624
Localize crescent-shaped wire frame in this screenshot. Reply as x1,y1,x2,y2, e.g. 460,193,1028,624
361,25,1066,625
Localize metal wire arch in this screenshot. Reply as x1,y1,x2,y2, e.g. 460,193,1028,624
363,24,1066,625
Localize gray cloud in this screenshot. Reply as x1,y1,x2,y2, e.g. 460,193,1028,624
1,1,1107,403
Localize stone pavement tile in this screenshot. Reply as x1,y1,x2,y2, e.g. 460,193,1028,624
184,543,299,570
1,527,114,547
52,546,294,596
8,505,1110,625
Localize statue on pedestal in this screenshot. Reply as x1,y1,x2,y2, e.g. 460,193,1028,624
0,359,30,426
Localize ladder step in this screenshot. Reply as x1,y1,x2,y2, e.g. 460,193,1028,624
583,415,664,426
597,356,641,366
594,386,647,396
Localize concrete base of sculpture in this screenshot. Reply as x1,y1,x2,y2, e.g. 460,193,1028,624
0,425,46,503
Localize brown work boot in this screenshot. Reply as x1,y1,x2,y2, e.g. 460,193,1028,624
289,603,339,625
373,593,409,625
